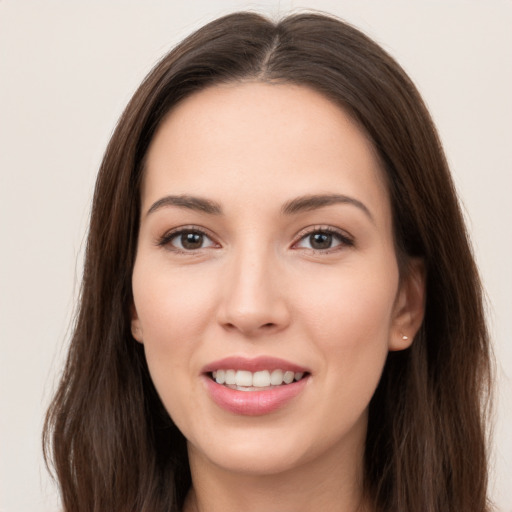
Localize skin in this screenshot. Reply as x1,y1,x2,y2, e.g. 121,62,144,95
131,82,425,512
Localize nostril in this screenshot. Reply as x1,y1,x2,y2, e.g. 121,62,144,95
221,321,277,333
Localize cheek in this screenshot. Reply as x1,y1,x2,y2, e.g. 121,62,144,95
132,259,218,342
288,264,397,443
297,259,397,335
294,260,398,383
131,260,219,406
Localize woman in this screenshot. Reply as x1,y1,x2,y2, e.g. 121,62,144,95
43,11,492,512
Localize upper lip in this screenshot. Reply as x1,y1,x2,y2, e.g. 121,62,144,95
202,356,309,374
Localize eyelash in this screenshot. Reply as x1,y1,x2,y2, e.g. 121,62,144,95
157,225,354,255
293,226,354,254
156,225,218,254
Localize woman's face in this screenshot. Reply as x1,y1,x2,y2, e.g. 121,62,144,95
132,83,423,477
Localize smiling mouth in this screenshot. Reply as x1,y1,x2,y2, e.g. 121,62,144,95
210,369,308,391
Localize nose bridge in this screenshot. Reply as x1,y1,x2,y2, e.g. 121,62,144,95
218,236,289,335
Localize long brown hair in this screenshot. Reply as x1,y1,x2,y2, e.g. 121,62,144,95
43,11,492,512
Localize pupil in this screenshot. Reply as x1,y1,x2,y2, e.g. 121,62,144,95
310,232,332,249
181,232,203,249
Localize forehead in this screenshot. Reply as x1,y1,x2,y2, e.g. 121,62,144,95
142,82,390,223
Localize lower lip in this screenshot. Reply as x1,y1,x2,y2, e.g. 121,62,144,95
203,375,309,416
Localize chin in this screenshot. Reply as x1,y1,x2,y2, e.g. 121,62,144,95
187,427,315,476
185,414,366,479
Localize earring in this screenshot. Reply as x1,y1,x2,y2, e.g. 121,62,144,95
401,334,409,341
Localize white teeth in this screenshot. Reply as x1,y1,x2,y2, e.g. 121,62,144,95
270,369,284,385
211,368,306,387
215,369,226,384
252,370,271,387
225,369,236,385
283,371,294,384
235,370,253,387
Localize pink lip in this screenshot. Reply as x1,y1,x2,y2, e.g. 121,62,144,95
203,375,309,416
202,356,309,373
201,356,310,416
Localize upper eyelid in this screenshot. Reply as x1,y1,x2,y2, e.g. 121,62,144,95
157,225,219,246
163,225,214,237
292,225,353,243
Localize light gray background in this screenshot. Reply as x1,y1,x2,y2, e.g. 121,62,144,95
1,1,511,511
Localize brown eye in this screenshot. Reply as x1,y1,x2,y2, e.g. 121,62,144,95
294,228,353,252
163,229,216,251
181,232,204,250
309,232,333,250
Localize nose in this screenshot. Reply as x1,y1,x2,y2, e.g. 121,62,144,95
216,245,291,337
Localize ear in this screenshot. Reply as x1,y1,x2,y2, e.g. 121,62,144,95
130,302,144,343
389,258,426,351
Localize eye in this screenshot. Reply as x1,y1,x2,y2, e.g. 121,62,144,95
294,228,353,252
159,228,217,252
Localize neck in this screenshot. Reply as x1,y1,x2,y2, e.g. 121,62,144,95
183,435,371,512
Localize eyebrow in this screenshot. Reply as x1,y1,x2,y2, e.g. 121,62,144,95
281,194,374,222
146,193,373,222
146,195,223,216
